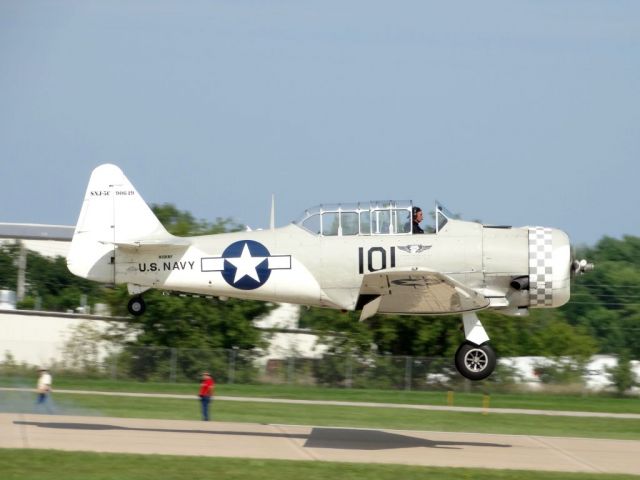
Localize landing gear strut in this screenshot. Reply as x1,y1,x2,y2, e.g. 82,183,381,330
454,312,496,381
127,295,146,316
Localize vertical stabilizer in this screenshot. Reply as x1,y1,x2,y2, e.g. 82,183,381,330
67,164,170,282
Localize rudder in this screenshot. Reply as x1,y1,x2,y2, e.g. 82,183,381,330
67,164,170,282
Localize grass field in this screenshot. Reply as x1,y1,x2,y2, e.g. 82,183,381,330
1,387,640,440
2,449,639,480
3,376,640,413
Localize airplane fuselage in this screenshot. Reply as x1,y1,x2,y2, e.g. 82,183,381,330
105,219,570,315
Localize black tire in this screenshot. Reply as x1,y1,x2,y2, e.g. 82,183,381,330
127,296,146,316
454,341,496,381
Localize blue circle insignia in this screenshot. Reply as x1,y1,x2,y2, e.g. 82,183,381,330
221,240,271,290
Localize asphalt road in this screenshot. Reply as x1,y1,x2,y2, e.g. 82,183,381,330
2,413,640,474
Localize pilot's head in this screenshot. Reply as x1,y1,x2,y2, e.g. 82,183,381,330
412,206,423,221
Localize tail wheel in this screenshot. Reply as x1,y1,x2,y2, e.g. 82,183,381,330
455,341,496,381
127,296,146,316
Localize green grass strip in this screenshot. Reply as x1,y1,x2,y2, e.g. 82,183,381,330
1,449,639,480
4,377,640,414
2,390,640,440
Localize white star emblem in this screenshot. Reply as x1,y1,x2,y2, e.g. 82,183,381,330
227,243,266,283
200,240,293,290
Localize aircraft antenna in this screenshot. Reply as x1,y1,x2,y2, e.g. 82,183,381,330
270,194,275,230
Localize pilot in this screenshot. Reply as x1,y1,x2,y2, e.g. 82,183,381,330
412,206,424,234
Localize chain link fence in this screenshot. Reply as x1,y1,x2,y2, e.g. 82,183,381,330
1,343,548,392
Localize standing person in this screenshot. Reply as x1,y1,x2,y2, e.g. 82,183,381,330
36,367,53,413
198,371,215,421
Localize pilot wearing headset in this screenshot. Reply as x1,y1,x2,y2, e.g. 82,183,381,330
412,206,424,234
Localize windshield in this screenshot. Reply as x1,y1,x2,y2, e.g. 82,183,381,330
435,202,453,232
295,200,414,236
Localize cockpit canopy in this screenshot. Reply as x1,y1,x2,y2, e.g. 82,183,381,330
295,200,451,236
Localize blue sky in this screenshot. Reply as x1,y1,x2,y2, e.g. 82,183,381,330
1,0,638,246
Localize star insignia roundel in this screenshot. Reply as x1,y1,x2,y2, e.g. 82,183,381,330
221,240,272,290
200,240,292,290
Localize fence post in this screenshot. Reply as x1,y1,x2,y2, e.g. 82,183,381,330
169,348,177,383
345,354,353,388
110,352,118,380
405,356,412,391
287,356,295,384
228,347,238,384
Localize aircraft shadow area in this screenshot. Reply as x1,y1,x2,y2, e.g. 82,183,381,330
14,420,511,451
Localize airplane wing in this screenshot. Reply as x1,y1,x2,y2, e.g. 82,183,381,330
358,268,489,321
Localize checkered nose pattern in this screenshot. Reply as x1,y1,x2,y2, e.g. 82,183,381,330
528,227,553,306
528,227,571,307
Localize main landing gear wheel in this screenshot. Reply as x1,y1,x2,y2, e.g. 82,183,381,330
455,341,496,381
127,296,146,316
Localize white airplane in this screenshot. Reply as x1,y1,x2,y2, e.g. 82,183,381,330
67,164,592,380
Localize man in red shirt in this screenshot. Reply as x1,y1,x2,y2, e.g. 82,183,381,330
198,371,215,421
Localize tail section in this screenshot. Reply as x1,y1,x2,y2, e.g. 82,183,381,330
67,164,172,282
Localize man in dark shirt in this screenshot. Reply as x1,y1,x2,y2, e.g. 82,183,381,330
412,206,424,234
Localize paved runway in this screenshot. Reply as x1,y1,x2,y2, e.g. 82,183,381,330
2,413,640,474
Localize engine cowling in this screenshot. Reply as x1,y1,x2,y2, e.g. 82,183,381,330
528,227,572,308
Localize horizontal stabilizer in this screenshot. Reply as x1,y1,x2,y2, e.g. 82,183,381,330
101,237,192,249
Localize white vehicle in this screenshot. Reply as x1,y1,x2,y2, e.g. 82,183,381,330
67,164,592,381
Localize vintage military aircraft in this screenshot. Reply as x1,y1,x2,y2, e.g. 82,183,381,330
67,164,592,381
